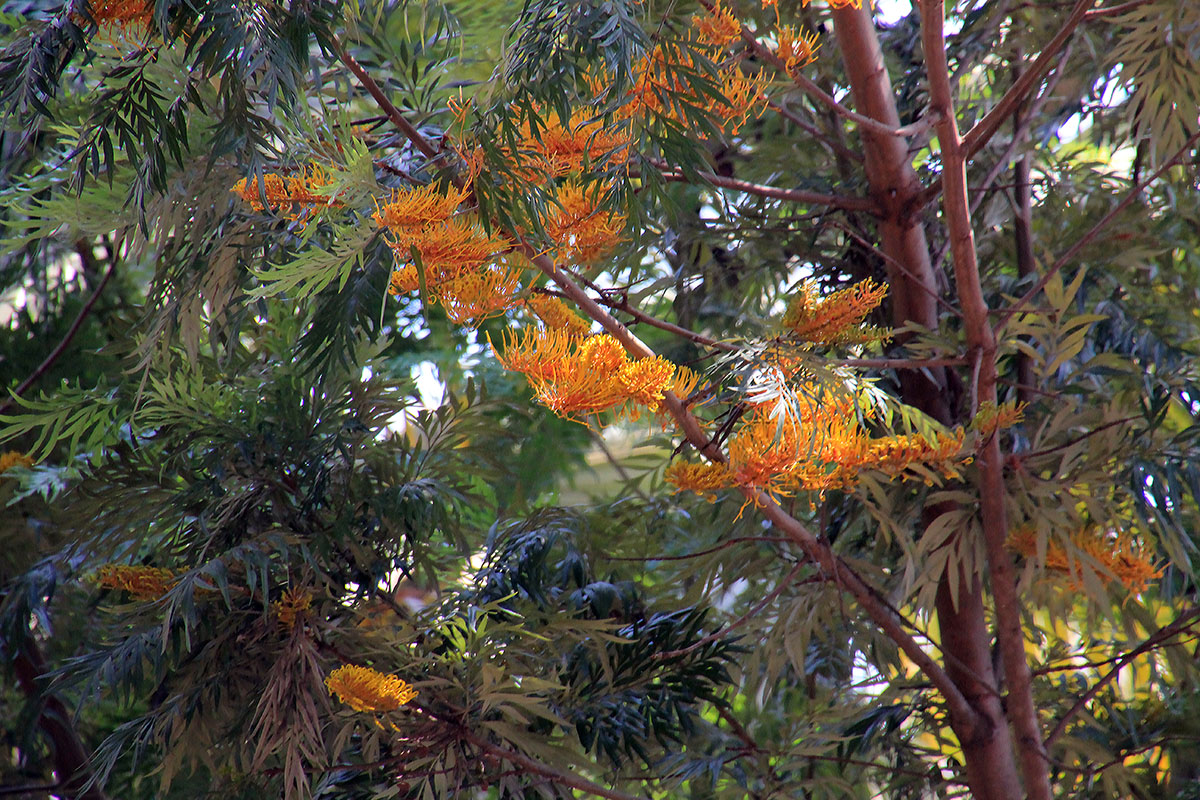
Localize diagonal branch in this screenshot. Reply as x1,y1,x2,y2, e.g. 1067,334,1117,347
1044,605,1200,748
961,0,1090,159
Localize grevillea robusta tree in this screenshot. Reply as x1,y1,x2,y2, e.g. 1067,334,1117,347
1,0,1199,797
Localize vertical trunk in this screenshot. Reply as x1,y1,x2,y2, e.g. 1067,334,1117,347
13,639,108,800
830,5,1024,798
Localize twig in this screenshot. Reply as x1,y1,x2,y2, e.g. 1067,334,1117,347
0,252,117,416
1084,0,1153,18
994,129,1200,335
603,535,790,562
765,98,864,163
654,563,808,659
962,0,1091,158
1044,605,1200,747
650,158,879,214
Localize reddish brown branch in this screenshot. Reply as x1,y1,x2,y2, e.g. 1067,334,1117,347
1044,605,1200,748
961,0,1091,159
650,157,879,213
922,1,1050,796
0,253,116,416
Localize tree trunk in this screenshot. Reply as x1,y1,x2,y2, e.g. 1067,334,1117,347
830,5,1025,798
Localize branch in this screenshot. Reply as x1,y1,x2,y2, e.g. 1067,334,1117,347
922,2,1051,797
765,98,864,164
994,128,1200,334
1084,0,1153,18
961,0,1091,159
12,639,107,800
654,563,808,660
1044,605,1200,747
648,157,879,213
0,250,116,416
458,729,647,800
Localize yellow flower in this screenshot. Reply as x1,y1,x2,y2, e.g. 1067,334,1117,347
526,294,593,339
617,356,677,407
0,451,33,474
271,587,313,631
665,461,734,500
325,665,417,713
384,218,511,291
781,277,888,345
693,2,742,50
542,182,627,265
971,401,1026,437
231,164,341,222
515,107,629,177
775,26,820,75
495,330,681,419
436,265,524,326
95,565,176,600
1007,526,1162,593
372,183,470,233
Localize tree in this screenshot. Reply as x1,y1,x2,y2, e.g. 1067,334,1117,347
1,0,1199,797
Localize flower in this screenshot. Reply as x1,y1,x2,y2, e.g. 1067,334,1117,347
85,0,153,30
95,565,176,600
435,264,524,326
542,182,626,264
0,451,33,474
325,665,417,712
781,278,888,345
775,26,820,75
665,461,734,500
372,182,470,233
1007,526,1162,593
693,2,742,50
526,294,593,338
494,329,679,419
231,164,341,222
384,218,511,292
515,107,629,177
272,587,313,631
971,401,1026,437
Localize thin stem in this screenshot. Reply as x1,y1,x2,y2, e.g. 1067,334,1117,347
994,128,1200,334
650,158,879,213
0,251,117,416
962,0,1091,158
765,98,864,164
1045,605,1200,747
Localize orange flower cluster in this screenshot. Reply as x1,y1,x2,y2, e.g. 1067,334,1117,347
271,587,313,631
0,451,33,474
1007,526,1162,593
775,26,821,75
668,392,969,500
325,665,417,713
801,0,868,8
782,277,888,345
95,564,176,600
692,2,741,49
85,0,153,30
526,294,593,338
542,182,627,264
626,44,769,134
374,182,523,324
231,164,342,223
493,329,678,419
515,107,629,177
